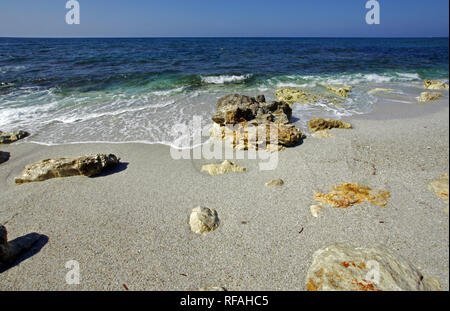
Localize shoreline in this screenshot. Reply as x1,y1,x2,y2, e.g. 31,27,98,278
0,99,449,290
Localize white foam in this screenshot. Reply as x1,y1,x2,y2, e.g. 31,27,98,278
201,74,252,84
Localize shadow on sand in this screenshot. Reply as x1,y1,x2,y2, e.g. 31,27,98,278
0,233,49,273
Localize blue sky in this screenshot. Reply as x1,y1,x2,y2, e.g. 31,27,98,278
0,0,448,37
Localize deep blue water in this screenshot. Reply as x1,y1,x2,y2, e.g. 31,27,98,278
0,38,448,145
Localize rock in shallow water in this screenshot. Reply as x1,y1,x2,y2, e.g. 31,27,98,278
424,79,449,90
0,130,30,144
324,85,352,98
201,160,246,176
15,154,119,184
189,207,220,234
210,94,304,150
306,243,441,291
212,94,292,125
418,91,443,102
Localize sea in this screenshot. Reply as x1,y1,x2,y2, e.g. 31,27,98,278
0,37,448,147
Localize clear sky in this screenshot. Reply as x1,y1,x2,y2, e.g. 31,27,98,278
0,0,448,37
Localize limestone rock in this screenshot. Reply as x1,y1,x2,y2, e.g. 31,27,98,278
310,205,323,218
418,92,443,102
15,154,119,184
0,151,9,164
210,119,305,150
424,79,449,90
368,88,396,95
325,85,352,98
189,207,220,234
275,88,327,105
201,160,246,176
309,118,352,132
0,130,30,144
212,94,291,125
314,183,390,208
265,178,284,187
0,224,42,269
306,243,441,291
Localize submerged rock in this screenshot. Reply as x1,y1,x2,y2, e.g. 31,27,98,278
0,151,9,164
306,243,441,291
275,88,332,105
0,130,30,144
0,224,42,269
189,207,220,234
367,88,396,95
308,118,352,132
201,160,246,176
418,92,443,102
314,183,390,208
15,154,119,184
424,79,449,90
324,85,352,98
265,178,284,187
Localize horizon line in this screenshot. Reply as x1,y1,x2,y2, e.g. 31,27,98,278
0,36,449,39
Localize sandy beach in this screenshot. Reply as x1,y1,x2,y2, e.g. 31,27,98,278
0,98,448,291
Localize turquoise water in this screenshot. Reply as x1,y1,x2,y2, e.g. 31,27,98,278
0,38,448,145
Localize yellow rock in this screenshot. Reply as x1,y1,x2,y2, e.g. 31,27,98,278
265,178,284,187
324,85,352,98
424,79,449,90
308,118,352,132
275,88,320,105
314,183,390,208
201,160,246,176
418,92,443,102
189,207,220,234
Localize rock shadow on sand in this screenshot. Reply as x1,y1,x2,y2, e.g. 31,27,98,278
0,233,49,273
92,161,129,178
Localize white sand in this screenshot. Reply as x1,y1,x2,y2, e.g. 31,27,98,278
0,100,448,290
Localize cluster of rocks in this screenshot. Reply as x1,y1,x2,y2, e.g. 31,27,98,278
210,94,305,150
418,79,448,102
